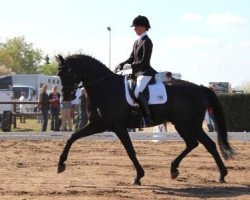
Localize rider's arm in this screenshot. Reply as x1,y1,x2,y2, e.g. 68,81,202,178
131,39,152,72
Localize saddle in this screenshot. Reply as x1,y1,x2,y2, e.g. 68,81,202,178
127,74,153,102
124,75,168,128
125,75,167,106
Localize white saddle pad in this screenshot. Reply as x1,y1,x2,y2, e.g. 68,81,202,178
124,76,167,106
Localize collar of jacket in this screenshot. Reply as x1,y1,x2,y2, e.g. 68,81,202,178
138,31,147,39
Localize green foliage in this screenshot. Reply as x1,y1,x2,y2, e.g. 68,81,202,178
239,81,250,93
0,36,43,74
38,62,58,75
0,47,13,75
37,55,58,75
218,94,250,131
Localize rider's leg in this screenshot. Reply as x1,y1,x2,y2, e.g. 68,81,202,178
138,92,153,125
128,76,137,99
134,75,153,125
134,75,152,98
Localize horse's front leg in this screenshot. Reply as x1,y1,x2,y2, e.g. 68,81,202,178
58,122,104,173
115,129,144,185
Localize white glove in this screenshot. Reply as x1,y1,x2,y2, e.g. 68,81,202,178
123,64,131,70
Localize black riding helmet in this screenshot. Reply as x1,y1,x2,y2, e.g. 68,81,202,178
131,15,151,29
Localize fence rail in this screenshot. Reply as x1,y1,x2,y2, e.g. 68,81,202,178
0,101,39,128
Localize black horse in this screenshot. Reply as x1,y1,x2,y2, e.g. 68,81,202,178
56,54,235,185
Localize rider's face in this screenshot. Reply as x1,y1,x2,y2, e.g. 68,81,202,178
134,26,146,36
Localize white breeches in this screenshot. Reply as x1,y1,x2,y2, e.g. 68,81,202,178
134,75,152,98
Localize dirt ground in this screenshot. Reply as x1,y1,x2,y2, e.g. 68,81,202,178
0,139,249,200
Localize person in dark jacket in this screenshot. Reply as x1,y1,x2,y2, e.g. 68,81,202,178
38,84,50,132
115,15,157,125
78,87,88,130
49,85,61,131
166,72,173,81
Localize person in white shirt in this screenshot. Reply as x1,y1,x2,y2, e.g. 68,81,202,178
19,92,26,123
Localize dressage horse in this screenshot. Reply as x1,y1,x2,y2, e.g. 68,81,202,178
56,54,235,185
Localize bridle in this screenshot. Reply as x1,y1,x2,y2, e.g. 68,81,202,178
58,60,79,93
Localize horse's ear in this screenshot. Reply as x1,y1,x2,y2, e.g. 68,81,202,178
55,54,65,64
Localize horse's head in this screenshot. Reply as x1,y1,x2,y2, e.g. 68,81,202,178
56,55,79,101
56,53,116,101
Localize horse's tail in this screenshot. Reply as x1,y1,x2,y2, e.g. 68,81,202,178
201,86,236,160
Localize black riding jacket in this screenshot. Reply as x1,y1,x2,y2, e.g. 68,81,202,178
120,35,157,76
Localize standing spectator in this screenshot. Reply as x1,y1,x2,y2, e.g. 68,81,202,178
60,98,72,131
165,72,172,81
18,92,26,123
49,85,61,131
163,72,173,132
78,87,88,130
71,86,81,129
205,84,217,132
38,85,50,132
208,85,217,131
205,110,214,132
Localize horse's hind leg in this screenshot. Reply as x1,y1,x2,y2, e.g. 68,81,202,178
171,124,199,179
195,129,228,183
58,122,104,173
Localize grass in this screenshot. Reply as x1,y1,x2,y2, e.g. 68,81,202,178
1,117,157,132
1,117,208,133
0,118,41,132
14,118,42,132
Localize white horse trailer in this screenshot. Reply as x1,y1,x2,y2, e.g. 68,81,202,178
0,74,62,113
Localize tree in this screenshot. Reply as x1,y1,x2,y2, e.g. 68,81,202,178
38,55,58,75
0,64,13,75
0,51,12,75
0,36,43,74
240,81,250,93
38,62,58,75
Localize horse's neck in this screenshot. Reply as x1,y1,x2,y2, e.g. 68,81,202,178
85,74,123,104
72,56,123,102
83,68,114,87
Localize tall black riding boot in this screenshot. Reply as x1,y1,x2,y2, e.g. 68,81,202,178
138,92,153,126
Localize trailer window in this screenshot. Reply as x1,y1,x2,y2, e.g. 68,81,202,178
13,87,29,99
0,76,12,89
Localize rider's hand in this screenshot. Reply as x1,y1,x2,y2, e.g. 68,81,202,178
123,64,131,70
114,64,122,72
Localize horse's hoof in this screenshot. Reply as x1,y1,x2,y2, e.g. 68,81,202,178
58,163,66,173
171,170,179,179
133,179,141,186
219,176,226,183
219,170,227,183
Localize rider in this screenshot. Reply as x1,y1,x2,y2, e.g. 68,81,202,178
115,15,157,125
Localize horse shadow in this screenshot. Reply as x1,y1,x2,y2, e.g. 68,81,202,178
141,184,250,198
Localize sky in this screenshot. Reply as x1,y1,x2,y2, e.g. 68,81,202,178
0,0,250,88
